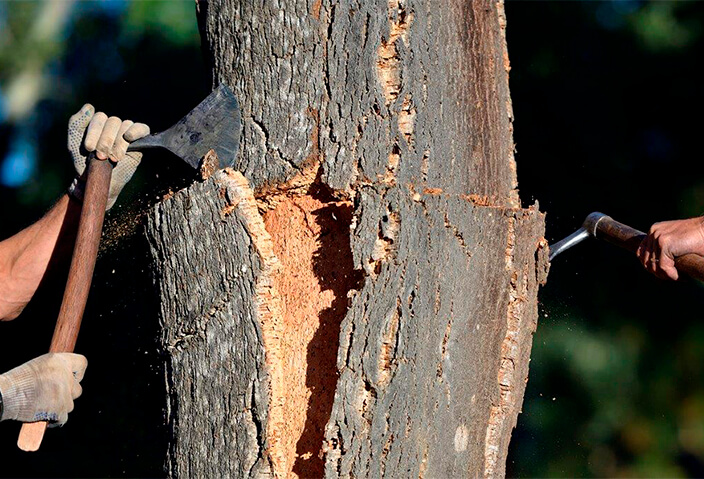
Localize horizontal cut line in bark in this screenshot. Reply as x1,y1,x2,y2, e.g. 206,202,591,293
406,183,513,208
255,107,322,206
255,160,321,210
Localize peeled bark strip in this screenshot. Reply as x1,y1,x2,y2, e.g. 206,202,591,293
145,0,547,477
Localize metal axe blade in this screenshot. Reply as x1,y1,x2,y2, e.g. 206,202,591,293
128,84,241,170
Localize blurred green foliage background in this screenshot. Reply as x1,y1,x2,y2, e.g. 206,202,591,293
1,0,704,477
506,2,704,477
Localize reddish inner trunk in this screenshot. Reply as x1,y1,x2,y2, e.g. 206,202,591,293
262,184,362,478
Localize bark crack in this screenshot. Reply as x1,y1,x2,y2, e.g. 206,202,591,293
376,0,412,106
164,291,234,352
246,381,269,478
377,298,402,388
443,212,473,259
365,205,400,276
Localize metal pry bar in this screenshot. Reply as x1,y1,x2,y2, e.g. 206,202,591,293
548,212,607,261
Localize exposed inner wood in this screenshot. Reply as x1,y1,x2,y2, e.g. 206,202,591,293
260,183,363,478
398,94,416,147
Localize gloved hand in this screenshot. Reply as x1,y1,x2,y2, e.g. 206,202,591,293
67,103,150,210
0,353,87,427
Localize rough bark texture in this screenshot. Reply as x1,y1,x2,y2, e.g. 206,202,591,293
144,0,548,477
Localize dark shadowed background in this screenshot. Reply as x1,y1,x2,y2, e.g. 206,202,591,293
1,1,703,477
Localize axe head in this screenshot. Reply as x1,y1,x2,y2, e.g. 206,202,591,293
128,84,241,170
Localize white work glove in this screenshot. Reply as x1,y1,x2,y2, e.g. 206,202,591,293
0,353,87,427
67,103,150,210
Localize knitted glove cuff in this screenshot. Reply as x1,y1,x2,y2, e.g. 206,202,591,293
68,176,85,203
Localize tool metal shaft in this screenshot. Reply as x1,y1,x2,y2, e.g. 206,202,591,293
548,228,590,261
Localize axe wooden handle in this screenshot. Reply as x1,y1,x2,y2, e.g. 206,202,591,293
17,154,112,452
595,215,704,283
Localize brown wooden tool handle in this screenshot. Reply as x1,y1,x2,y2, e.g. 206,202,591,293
17,154,112,452
593,215,646,253
595,215,704,282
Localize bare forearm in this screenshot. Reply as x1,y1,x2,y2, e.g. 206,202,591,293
0,195,81,320
0,103,148,320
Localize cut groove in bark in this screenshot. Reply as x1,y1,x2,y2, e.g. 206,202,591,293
216,170,364,478
262,183,363,478
222,166,361,477
219,170,285,475
484,213,545,478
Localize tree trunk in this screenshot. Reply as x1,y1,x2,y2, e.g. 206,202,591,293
144,0,549,477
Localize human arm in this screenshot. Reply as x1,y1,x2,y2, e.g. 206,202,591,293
0,104,149,320
0,195,81,320
636,216,704,280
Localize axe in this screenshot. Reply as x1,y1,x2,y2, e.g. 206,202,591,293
549,212,704,282
17,84,241,451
